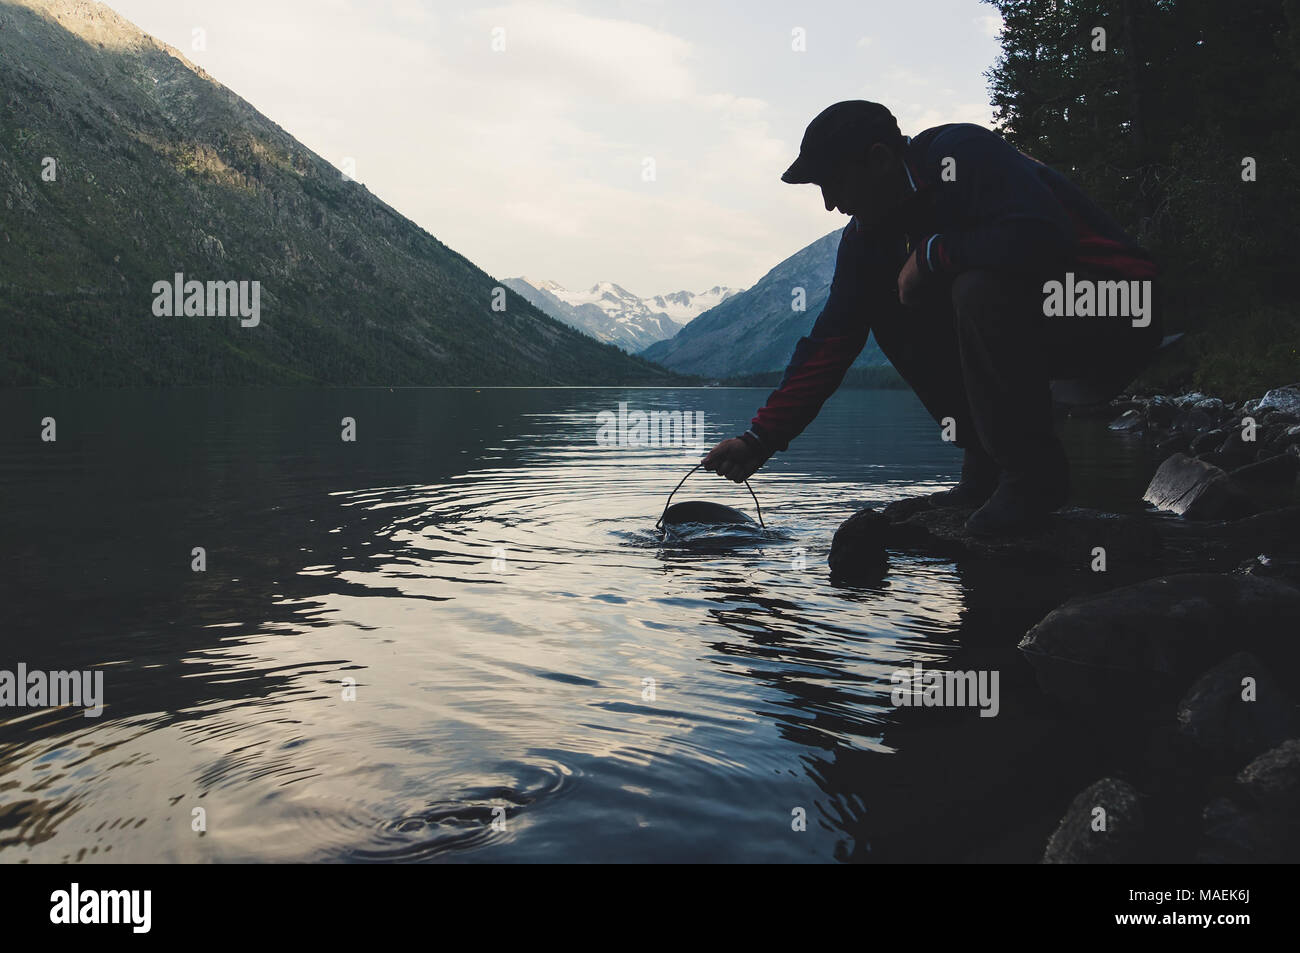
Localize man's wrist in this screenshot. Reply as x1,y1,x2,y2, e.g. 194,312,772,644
738,429,770,457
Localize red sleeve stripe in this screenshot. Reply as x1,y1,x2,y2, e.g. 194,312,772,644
751,337,859,440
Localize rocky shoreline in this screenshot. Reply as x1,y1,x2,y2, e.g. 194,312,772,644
829,384,1300,863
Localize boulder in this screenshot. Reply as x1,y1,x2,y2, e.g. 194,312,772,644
1261,411,1299,429
1197,796,1285,863
1259,422,1294,453
1236,737,1300,812
1230,453,1299,487
1155,432,1191,454
1214,429,1256,468
1145,396,1177,427
1018,573,1300,708
1257,384,1300,417
1156,507,1300,589
1143,453,1256,520
872,498,1160,568
1175,652,1297,766
1197,739,1300,862
1042,778,1146,863
1190,428,1228,454
1267,425,1300,454
827,507,889,583
1193,450,1238,471
1173,407,1214,434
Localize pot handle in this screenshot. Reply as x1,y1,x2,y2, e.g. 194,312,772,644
655,463,765,531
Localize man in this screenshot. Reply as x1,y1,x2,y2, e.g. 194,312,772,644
702,101,1162,535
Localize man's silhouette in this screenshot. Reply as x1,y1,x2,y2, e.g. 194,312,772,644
703,101,1163,535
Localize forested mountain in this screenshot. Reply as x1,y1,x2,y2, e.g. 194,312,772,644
0,0,680,385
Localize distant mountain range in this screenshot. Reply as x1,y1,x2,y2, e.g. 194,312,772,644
0,0,678,385
640,227,887,378
502,278,741,353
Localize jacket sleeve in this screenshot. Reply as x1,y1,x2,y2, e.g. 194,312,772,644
748,221,896,453
914,125,1075,278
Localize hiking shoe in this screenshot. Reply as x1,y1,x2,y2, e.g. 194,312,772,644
965,455,1071,537
929,446,1000,508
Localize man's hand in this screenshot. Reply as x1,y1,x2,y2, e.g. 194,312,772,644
702,437,763,483
897,248,925,307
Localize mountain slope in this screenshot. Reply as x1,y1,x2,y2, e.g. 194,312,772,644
0,0,679,385
502,277,740,352
641,228,887,377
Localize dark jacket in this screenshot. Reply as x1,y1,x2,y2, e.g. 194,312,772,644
745,123,1157,454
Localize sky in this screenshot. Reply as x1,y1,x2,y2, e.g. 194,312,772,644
107,0,1005,298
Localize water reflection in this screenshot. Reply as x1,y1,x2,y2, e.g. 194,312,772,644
0,388,1161,862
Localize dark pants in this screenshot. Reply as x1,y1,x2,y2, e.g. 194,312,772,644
872,269,1163,474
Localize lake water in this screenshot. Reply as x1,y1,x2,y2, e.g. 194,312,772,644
0,387,1160,863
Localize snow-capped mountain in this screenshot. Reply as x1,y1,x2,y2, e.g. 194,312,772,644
640,227,888,377
644,286,740,323
502,278,742,353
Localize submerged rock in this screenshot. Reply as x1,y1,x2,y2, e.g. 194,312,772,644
1043,778,1146,863
1108,409,1145,433
1176,652,1297,766
1018,574,1300,709
1197,739,1300,862
1143,453,1256,520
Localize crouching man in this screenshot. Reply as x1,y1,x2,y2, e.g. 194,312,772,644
704,100,1163,536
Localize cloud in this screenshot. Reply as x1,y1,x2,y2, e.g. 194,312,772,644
471,3,697,104
895,103,996,132
106,0,1003,292
975,13,1003,39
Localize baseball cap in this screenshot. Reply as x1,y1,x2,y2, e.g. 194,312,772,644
781,101,902,185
